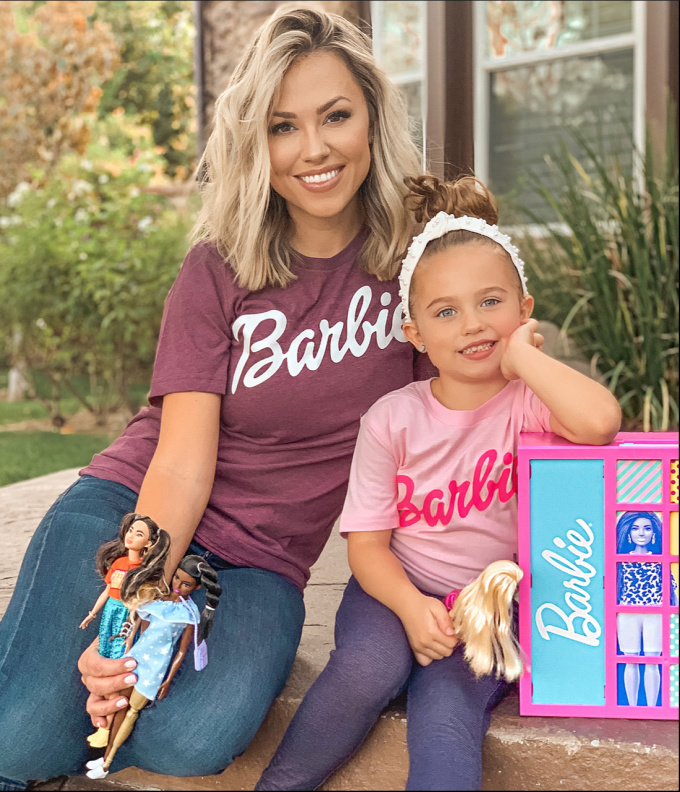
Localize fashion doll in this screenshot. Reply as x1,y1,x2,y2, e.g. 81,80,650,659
445,560,523,682
85,554,222,779
79,512,171,659
79,513,171,748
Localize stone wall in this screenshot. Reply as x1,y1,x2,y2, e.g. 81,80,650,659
198,0,364,140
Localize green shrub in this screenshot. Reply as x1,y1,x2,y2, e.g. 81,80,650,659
519,115,678,431
0,129,194,422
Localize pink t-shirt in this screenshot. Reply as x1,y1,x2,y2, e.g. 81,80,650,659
82,228,433,591
339,378,552,595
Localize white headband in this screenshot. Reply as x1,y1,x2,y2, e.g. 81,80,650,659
398,212,529,323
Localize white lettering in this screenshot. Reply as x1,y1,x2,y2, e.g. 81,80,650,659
535,518,602,647
230,287,407,392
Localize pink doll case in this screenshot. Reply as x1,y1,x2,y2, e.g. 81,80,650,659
517,432,678,719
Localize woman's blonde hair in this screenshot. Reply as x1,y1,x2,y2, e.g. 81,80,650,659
191,4,421,291
449,560,523,682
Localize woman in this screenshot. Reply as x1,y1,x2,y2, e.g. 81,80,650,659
0,5,426,788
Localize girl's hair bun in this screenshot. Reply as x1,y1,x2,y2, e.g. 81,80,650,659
404,174,499,226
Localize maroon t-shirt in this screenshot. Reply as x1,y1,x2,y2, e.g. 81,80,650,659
82,228,431,590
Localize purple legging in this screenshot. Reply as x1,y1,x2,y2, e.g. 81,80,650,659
256,576,509,791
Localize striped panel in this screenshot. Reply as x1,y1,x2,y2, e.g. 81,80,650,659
671,665,678,708
616,460,663,503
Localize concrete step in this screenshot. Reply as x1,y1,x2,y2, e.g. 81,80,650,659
2,470,677,792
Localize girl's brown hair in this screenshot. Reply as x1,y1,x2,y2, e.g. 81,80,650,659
403,174,525,315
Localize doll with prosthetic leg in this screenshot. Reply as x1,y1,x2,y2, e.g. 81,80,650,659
85,554,222,779
79,513,171,748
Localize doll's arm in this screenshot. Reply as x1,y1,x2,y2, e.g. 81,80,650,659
122,616,147,653
156,624,193,700
501,319,621,445
79,585,112,629
348,531,457,666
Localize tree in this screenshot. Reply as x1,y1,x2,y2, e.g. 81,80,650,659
0,0,120,199
92,0,196,180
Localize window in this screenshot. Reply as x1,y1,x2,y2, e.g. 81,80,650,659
474,1,645,222
369,0,426,155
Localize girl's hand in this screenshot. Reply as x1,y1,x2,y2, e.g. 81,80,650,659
398,593,458,666
500,319,544,381
157,680,170,701
78,640,138,728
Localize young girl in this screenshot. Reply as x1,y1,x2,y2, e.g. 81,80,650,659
85,554,222,779
256,174,621,791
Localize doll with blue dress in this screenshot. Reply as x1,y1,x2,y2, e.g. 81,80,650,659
85,554,222,779
79,512,171,748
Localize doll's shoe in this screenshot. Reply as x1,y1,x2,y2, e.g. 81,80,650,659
86,764,110,779
86,726,110,747
85,757,105,770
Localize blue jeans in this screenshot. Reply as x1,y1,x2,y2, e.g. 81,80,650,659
256,576,509,791
0,476,305,787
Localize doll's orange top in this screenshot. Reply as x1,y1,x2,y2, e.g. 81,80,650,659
105,557,143,600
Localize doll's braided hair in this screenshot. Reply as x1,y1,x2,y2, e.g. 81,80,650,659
178,554,222,643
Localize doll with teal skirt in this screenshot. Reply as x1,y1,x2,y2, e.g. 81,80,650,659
79,512,171,746
85,554,222,779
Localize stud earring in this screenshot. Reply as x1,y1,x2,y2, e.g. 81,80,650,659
419,344,426,352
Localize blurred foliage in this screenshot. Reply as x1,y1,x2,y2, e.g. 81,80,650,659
92,0,196,179
0,123,195,422
0,0,120,200
519,112,678,431
0,0,198,424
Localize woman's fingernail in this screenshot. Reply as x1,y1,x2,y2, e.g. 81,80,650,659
124,674,137,684
116,698,128,708
124,660,136,669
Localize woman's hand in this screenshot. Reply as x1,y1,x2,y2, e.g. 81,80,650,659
77,640,138,728
500,318,544,381
398,592,458,666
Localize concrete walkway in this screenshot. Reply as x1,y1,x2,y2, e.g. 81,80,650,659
1,469,678,791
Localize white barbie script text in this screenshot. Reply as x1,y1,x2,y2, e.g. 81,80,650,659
230,286,406,392
535,518,602,647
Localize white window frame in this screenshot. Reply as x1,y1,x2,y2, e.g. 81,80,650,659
472,1,647,185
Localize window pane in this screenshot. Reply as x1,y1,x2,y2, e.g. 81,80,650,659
370,0,425,153
372,0,424,76
486,0,633,60
488,49,634,222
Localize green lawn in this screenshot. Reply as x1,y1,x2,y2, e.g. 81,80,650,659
0,431,113,486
